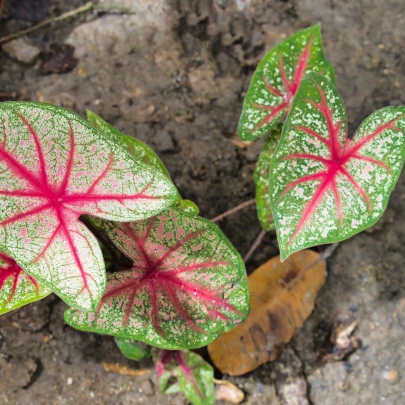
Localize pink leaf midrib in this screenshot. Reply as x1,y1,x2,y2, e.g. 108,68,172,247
279,81,399,247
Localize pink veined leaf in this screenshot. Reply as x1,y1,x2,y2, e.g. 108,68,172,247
64,207,249,349
0,102,178,311
154,349,215,405
238,24,335,141
0,251,51,315
270,73,405,260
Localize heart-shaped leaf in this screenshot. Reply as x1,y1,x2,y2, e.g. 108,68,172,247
238,25,335,141
0,102,178,310
270,73,405,260
65,207,249,349
155,349,215,405
254,124,282,231
114,337,151,361
87,110,171,178
0,251,51,315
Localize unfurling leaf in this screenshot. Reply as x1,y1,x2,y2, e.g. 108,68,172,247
155,349,215,405
0,102,178,311
64,207,249,349
208,250,326,376
87,110,171,178
270,73,405,260
238,25,335,141
253,124,282,231
115,337,151,361
0,252,50,315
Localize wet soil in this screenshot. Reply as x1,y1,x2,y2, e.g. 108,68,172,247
0,0,404,404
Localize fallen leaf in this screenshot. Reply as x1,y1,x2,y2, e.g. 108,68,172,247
102,362,150,377
322,318,359,362
208,250,326,375
214,379,244,404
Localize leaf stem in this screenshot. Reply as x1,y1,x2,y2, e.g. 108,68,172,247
211,198,256,223
243,229,266,264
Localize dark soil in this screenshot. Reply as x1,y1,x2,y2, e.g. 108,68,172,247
0,1,404,404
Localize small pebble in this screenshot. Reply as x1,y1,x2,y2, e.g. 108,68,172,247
381,369,399,384
67,377,73,385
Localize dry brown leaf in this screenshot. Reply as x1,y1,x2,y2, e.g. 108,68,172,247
102,362,151,377
214,379,244,404
208,250,326,376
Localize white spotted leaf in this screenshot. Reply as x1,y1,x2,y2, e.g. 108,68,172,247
64,207,249,349
0,102,178,311
155,349,215,405
270,73,405,260
238,25,335,141
0,251,51,315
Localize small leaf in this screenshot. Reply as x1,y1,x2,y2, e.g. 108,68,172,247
0,251,51,315
270,73,405,260
155,349,215,405
87,110,171,178
0,102,178,311
176,199,199,216
238,24,335,141
208,250,326,375
253,124,282,231
65,207,249,349
114,337,151,361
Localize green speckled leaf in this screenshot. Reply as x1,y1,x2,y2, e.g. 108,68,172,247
270,73,405,260
114,337,151,361
253,124,282,231
87,110,171,178
0,252,51,315
64,207,249,349
238,24,335,141
155,349,215,405
0,102,178,311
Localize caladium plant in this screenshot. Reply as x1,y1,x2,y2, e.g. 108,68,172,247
155,349,215,405
0,251,50,314
65,206,249,349
238,24,335,141
0,102,178,311
270,73,405,259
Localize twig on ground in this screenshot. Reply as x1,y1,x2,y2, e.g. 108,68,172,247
0,2,94,45
0,2,131,45
211,198,255,223
244,229,266,264
0,91,16,99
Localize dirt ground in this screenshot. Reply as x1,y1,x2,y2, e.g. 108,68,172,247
0,0,404,404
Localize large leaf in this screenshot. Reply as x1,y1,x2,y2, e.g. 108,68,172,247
208,250,326,375
253,124,282,231
65,207,249,349
238,25,335,141
87,110,171,178
114,337,151,361
270,73,405,260
0,102,178,310
0,251,51,315
155,349,215,405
